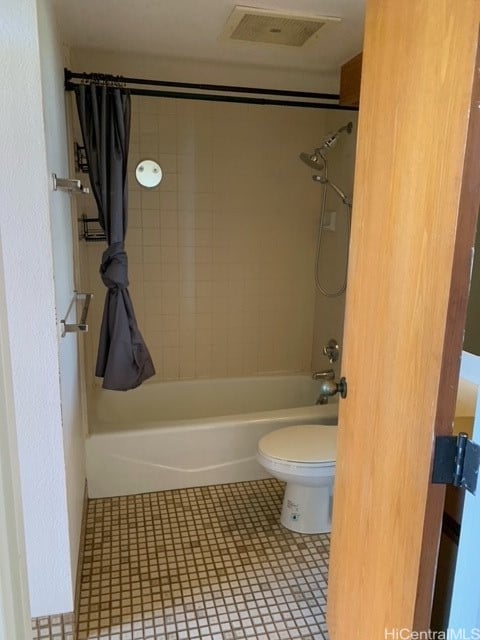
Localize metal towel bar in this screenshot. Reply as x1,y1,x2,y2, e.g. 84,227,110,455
60,292,93,337
52,173,90,195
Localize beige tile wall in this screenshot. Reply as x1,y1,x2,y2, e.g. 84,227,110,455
78,97,343,384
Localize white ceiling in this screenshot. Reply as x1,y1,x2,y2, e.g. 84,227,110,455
54,0,364,74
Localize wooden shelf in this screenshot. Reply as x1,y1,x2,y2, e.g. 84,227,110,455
339,52,363,107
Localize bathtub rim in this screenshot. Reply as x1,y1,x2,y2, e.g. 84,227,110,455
89,402,339,438
88,372,327,431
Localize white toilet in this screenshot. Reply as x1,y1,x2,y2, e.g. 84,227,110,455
257,424,337,534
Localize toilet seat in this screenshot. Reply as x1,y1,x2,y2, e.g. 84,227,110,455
258,424,337,464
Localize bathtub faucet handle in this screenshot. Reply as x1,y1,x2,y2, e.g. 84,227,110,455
322,338,339,364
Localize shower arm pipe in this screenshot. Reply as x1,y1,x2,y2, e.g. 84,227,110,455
64,69,359,111
337,122,353,134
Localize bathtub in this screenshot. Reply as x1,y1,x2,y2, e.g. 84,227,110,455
86,374,338,498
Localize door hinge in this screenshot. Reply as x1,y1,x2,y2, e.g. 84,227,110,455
432,432,480,495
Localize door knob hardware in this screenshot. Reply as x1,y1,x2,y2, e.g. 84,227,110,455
337,377,348,399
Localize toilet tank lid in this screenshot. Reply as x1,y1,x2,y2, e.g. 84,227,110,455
258,424,337,463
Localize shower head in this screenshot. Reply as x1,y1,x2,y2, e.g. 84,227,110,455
299,152,325,171
299,121,353,171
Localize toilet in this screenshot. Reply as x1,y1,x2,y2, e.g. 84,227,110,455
257,424,337,534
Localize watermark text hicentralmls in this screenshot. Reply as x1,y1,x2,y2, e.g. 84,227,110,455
384,629,480,640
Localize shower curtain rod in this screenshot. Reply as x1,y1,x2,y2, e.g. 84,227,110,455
64,69,359,111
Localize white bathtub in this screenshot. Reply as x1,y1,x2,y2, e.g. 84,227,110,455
86,374,338,498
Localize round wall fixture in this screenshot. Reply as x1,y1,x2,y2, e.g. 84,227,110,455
135,159,162,188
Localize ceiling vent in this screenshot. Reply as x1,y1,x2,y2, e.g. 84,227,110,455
223,6,341,47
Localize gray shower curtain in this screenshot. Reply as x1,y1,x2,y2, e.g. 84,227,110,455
75,84,155,390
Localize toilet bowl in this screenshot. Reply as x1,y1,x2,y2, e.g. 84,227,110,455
257,424,337,534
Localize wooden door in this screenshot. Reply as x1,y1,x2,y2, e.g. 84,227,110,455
327,1,480,636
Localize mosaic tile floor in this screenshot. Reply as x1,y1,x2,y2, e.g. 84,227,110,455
77,479,330,640
31,612,75,639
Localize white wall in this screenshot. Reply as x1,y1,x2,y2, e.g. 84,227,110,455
70,47,339,94
0,235,31,640
0,0,81,617
36,0,86,607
